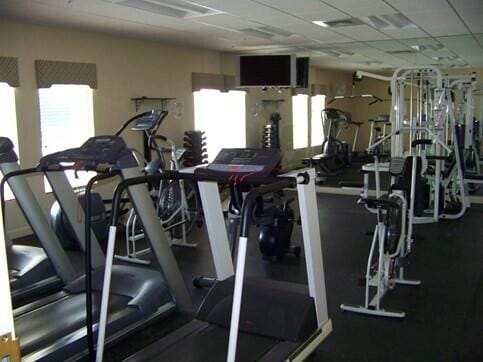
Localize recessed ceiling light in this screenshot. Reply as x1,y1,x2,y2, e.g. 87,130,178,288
312,21,329,28
410,45,426,52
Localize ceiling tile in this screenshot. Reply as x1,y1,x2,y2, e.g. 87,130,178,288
381,27,428,39
437,35,483,56
462,19,483,34
193,14,257,30
367,40,411,51
403,10,469,36
333,25,389,41
386,0,451,14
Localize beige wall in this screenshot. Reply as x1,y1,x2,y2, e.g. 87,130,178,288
221,53,355,168
3,19,481,237
0,20,221,237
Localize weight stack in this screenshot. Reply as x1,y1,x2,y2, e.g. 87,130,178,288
183,130,208,167
262,112,281,149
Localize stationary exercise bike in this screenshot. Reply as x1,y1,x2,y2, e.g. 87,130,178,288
229,181,300,262
341,156,421,318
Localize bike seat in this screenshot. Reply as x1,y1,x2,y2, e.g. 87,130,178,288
358,197,400,211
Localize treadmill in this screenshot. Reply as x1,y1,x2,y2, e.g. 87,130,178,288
10,130,192,361
0,137,78,306
97,148,332,361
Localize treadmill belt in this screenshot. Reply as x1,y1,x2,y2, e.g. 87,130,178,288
129,324,279,362
16,292,134,356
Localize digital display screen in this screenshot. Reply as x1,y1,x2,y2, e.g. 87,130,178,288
239,55,293,87
237,150,255,159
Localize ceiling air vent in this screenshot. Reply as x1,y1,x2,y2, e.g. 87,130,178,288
257,26,292,37
322,18,365,28
239,29,274,40
387,49,418,55
361,13,416,29
240,26,293,40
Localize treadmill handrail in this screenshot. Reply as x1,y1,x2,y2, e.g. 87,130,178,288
108,171,306,225
239,179,296,238
84,170,121,359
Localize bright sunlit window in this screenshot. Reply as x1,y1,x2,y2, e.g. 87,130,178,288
39,85,95,191
311,95,326,146
193,89,246,161
0,82,19,200
292,94,309,149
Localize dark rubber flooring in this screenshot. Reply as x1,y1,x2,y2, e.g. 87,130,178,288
13,193,483,361
105,193,483,361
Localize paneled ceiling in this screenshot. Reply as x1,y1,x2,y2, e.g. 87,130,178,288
0,0,482,70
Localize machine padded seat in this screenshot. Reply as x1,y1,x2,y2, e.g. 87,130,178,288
302,153,336,165
339,181,364,189
358,197,400,211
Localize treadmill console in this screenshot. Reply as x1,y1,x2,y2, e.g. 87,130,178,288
0,137,18,163
39,136,134,169
204,148,280,176
131,109,168,131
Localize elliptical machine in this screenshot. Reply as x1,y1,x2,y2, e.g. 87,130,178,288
321,108,354,167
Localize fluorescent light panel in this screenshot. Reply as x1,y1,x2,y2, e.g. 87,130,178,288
312,20,329,28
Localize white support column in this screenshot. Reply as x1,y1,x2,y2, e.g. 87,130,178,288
291,168,329,326
197,180,234,280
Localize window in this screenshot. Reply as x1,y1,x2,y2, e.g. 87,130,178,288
0,82,19,200
292,94,309,149
311,95,326,147
39,85,95,191
193,89,246,162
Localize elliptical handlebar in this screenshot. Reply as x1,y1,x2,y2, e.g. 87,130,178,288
115,109,168,136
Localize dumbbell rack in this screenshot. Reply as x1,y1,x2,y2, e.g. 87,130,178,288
183,130,208,167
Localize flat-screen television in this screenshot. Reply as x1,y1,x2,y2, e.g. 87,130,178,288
296,57,309,88
236,55,296,87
